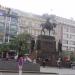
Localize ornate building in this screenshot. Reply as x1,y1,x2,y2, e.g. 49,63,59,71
0,6,18,43
1,5,75,54
17,11,46,40
49,15,75,52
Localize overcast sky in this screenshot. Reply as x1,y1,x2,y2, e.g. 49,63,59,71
0,0,75,19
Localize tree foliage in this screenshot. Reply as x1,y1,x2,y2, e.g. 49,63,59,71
0,43,10,53
9,33,32,55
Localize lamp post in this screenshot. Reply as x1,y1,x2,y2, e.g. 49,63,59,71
58,40,62,57
35,50,38,59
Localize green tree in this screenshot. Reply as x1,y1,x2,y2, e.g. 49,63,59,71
9,33,32,55
0,43,10,58
0,43,10,53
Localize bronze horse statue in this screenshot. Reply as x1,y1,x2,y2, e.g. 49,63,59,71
41,18,56,36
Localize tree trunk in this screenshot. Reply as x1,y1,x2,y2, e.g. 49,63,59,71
1,52,3,58
6,52,9,60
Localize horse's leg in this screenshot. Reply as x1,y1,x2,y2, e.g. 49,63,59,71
44,30,45,35
41,28,45,35
42,29,45,35
41,30,42,35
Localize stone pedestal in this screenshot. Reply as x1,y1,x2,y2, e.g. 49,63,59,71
36,35,58,66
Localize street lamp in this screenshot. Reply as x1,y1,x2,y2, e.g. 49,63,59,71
35,50,38,59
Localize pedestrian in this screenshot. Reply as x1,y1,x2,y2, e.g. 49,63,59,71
6,52,9,60
33,59,36,64
57,58,61,68
18,55,24,70
42,59,46,67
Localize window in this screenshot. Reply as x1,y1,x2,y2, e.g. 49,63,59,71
7,17,10,21
5,36,8,42
62,40,68,44
11,12,18,16
10,25,17,35
63,26,68,32
32,30,35,35
63,34,68,38
10,25,17,31
70,47,75,51
68,41,75,45
10,22,17,25
34,30,37,36
70,27,75,33
11,17,17,22
11,17,18,24
38,31,40,35
70,35,75,39
6,24,9,31
10,34,16,38
0,22,5,32
0,36,3,42
62,46,68,50
0,32,4,36
10,30,17,35
0,16,5,22
28,21,32,25
72,41,75,45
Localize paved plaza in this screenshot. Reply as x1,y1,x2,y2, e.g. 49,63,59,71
40,66,75,75
0,72,57,75
0,66,75,75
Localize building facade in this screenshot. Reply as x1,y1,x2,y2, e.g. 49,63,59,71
49,15,75,52
1,5,75,53
0,5,46,44
17,12,46,40
0,6,18,43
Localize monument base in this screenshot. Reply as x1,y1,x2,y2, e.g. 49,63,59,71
36,35,58,66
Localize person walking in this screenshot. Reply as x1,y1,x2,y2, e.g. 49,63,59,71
17,55,24,75
18,55,24,70
57,58,61,68
42,59,46,67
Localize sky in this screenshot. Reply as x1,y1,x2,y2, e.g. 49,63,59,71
0,0,75,19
